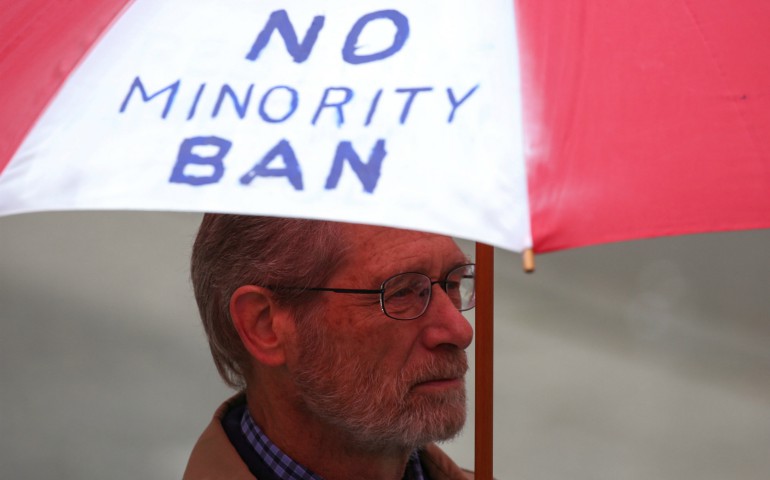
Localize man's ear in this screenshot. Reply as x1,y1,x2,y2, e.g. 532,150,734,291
230,285,290,367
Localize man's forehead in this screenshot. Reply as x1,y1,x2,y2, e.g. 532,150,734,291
342,223,450,246
340,223,466,272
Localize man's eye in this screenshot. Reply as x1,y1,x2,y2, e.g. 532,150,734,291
390,287,414,299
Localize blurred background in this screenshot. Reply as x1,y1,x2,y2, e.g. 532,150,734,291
1,211,768,479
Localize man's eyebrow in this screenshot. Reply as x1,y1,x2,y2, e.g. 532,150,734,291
397,257,472,278
449,254,473,267
446,261,472,276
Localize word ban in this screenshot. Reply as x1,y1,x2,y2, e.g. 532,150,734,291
169,136,387,193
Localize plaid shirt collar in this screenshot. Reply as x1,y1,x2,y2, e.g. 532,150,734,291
240,408,426,480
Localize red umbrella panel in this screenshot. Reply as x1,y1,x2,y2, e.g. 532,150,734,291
518,0,770,253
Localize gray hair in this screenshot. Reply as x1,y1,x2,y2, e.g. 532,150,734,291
191,214,347,389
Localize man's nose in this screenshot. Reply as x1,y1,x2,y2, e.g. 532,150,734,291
420,284,474,350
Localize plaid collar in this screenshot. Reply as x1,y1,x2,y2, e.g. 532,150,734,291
240,408,425,480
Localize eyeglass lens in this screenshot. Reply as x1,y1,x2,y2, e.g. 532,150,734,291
381,264,475,320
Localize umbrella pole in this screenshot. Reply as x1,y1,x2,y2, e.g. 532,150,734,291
474,242,494,479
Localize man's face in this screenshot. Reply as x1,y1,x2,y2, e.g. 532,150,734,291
289,225,474,451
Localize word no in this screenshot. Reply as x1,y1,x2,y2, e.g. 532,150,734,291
246,9,409,65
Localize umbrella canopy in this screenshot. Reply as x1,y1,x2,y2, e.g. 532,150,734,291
2,1,769,252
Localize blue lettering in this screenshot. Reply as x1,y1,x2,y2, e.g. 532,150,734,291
245,10,324,63
395,87,433,124
240,139,303,190
258,86,299,123
325,139,386,193
447,85,479,123
187,83,207,120
312,87,354,126
212,84,254,119
169,136,231,186
364,89,383,126
342,10,409,65
119,77,179,119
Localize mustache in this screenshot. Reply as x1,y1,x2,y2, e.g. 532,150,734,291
404,349,469,386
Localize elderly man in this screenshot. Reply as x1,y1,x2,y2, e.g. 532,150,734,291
184,215,476,480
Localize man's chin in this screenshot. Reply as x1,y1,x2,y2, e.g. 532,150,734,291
408,410,467,447
403,388,467,445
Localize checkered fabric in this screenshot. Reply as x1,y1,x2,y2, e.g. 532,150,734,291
240,408,425,480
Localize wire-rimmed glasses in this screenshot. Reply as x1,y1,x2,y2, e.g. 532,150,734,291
273,264,476,320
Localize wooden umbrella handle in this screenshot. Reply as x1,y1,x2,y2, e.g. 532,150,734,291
474,243,494,479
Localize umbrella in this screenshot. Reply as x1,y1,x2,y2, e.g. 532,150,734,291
4,1,768,249
2,1,769,478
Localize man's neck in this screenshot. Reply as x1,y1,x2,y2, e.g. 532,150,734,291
246,386,414,480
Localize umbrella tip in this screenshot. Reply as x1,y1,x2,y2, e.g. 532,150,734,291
522,249,535,274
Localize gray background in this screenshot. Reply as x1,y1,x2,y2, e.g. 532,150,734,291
1,211,768,479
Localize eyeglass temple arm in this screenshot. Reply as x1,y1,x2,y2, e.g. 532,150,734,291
305,287,382,294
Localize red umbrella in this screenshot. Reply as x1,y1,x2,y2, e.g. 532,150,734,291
4,1,767,246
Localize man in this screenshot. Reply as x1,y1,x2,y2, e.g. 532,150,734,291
184,214,476,479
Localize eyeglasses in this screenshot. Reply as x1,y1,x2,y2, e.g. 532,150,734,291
273,264,476,320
